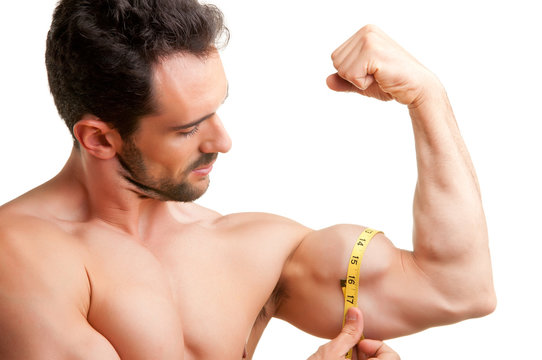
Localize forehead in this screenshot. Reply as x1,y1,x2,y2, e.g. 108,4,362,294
150,51,227,124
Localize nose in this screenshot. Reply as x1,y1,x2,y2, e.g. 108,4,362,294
199,114,232,154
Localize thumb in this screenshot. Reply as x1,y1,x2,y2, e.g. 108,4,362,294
341,306,364,341
326,73,393,102
331,307,365,355
326,73,376,95
326,73,359,93
307,307,364,360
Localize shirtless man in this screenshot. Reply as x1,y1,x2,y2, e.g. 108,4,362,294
0,0,496,359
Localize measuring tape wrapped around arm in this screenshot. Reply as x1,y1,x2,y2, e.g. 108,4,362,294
340,228,381,359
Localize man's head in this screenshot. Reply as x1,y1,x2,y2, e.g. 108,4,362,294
46,0,228,140
45,0,231,202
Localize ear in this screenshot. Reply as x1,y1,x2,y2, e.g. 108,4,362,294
73,114,122,160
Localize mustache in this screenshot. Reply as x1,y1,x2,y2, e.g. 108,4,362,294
187,153,218,172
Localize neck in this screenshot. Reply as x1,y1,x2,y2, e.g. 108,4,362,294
56,146,166,236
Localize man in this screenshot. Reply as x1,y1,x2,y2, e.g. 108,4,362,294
0,0,495,359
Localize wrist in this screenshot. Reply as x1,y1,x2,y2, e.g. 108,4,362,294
407,73,447,112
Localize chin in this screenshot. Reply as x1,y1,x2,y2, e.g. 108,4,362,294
173,178,210,203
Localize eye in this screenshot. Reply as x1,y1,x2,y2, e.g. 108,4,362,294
179,125,200,138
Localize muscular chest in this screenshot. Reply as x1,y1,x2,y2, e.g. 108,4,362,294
151,226,280,360
82,224,280,360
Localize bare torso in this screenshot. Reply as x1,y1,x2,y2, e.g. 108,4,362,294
0,179,309,360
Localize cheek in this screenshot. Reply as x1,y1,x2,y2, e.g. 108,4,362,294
138,133,201,177
154,151,190,176
160,145,195,177
140,142,189,174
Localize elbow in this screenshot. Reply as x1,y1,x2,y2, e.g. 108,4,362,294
456,259,497,320
425,261,497,325
468,286,497,318
444,280,497,323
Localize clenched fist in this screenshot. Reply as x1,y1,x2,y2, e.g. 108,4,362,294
327,25,442,108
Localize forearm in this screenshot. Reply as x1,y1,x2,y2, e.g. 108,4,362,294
409,78,495,310
410,79,484,253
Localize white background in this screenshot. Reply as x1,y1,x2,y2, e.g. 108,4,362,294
1,1,541,359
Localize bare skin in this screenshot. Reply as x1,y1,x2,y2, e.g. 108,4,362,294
0,25,496,360
309,308,399,360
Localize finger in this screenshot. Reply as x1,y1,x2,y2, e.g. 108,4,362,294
326,73,378,98
331,24,380,67
326,73,360,93
344,46,377,90
327,307,364,354
307,307,364,360
333,39,378,92
335,53,374,91
357,339,400,360
331,29,361,67
352,73,375,92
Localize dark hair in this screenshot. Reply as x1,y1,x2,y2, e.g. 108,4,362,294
45,0,228,142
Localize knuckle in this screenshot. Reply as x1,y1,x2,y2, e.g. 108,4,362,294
337,67,350,79
362,24,380,34
342,325,358,337
360,24,381,45
344,71,358,82
332,58,341,70
344,72,357,82
362,39,377,54
315,344,328,359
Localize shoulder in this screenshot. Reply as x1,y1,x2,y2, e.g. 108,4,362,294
184,202,306,227
0,205,75,248
0,209,89,296
0,212,114,359
0,209,57,247
182,201,313,245
217,211,309,229
216,212,312,250
0,186,67,240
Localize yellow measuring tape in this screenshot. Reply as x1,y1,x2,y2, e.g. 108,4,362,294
341,228,381,359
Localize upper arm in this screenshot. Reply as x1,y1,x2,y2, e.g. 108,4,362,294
275,224,456,340
0,224,120,359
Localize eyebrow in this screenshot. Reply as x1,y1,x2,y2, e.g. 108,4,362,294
168,85,229,132
169,113,214,131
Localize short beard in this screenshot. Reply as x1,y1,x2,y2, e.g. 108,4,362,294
117,138,216,202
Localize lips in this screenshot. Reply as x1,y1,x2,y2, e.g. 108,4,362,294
191,160,215,176
189,153,217,176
